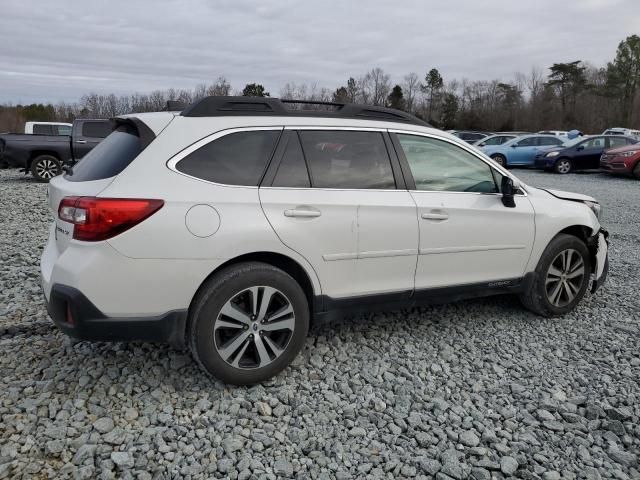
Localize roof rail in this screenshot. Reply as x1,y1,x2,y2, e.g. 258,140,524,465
180,96,430,127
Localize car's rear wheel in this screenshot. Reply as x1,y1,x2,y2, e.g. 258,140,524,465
554,158,572,174
519,234,591,317
31,155,62,182
491,154,507,167
189,262,309,385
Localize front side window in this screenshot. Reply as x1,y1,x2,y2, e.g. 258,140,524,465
176,130,280,186
33,124,53,135
298,130,395,189
397,134,498,193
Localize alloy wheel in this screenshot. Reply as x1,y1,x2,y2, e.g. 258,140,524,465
213,286,295,369
556,159,571,174
35,158,60,179
545,249,585,307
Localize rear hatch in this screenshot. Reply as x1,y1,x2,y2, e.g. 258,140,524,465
48,121,147,253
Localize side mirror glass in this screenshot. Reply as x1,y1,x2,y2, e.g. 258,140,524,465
501,176,516,208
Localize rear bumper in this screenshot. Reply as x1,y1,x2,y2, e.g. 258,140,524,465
46,284,188,348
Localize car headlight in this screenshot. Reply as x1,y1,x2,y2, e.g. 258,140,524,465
618,150,638,157
584,200,602,220
545,151,560,157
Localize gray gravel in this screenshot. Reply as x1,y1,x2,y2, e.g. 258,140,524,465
1,168,639,479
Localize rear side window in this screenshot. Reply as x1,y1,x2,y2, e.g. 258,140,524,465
272,133,310,188
57,125,72,136
608,137,629,148
298,130,395,189
176,130,280,186
67,125,143,182
538,137,563,146
82,121,112,139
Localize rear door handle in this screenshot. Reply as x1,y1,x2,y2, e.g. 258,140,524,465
75,140,87,144
421,212,449,221
284,208,321,218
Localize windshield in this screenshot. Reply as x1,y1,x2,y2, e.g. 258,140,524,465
561,137,586,148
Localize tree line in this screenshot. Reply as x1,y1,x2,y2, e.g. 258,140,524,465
1,35,638,134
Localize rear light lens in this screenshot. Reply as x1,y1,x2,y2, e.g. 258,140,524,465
58,197,164,241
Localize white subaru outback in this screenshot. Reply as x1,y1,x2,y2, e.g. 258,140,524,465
41,97,609,384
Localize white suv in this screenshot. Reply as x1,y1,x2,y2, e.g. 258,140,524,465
41,97,609,384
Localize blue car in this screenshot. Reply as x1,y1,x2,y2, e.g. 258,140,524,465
481,135,566,167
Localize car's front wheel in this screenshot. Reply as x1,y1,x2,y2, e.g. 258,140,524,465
520,234,591,317
554,158,572,174
633,161,640,179
189,262,309,385
31,154,62,182
491,154,507,167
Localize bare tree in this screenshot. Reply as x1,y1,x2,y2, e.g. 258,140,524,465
402,72,420,113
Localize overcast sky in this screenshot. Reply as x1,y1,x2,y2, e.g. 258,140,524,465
1,0,639,104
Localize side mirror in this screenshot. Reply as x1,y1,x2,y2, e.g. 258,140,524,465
576,145,584,151
501,176,516,208
511,144,517,148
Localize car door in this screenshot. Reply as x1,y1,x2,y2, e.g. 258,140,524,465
508,136,539,165
391,132,535,290
73,121,112,159
574,137,606,169
260,129,419,304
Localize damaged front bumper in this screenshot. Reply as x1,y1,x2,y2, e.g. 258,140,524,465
589,228,609,293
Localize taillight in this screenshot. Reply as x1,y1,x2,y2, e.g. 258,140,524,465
58,197,164,241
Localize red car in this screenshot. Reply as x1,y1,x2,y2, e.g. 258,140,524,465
600,143,640,178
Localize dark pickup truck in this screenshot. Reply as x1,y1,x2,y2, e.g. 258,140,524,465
0,119,112,182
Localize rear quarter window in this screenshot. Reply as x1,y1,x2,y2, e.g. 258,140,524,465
66,125,143,182
175,130,281,186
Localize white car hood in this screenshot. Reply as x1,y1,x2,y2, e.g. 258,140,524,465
538,188,596,203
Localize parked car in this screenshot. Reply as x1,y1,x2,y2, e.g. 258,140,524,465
25,121,72,135
473,134,517,147
481,134,566,167
534,135,638,173
0,119,111,181
41,97,609,384
603,127,640,140
600,144,640,178
538,130,568,137
448,130,492,143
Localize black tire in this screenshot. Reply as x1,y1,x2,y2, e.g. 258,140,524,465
30,154,62,182
554,158,572,174
0,159,9,170
189,262,309,385
633,161,640,180
491,154,507,167
519,234,591,317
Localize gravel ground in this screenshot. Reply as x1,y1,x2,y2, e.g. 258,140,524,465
0,168,638,480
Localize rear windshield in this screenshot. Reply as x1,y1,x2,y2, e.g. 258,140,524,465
66,125,142,182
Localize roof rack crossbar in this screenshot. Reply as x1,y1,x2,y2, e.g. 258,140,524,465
180,96,430,127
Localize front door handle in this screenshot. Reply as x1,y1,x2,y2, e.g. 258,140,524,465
75,140,87,144
284,208,321,218
421,212,449,221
